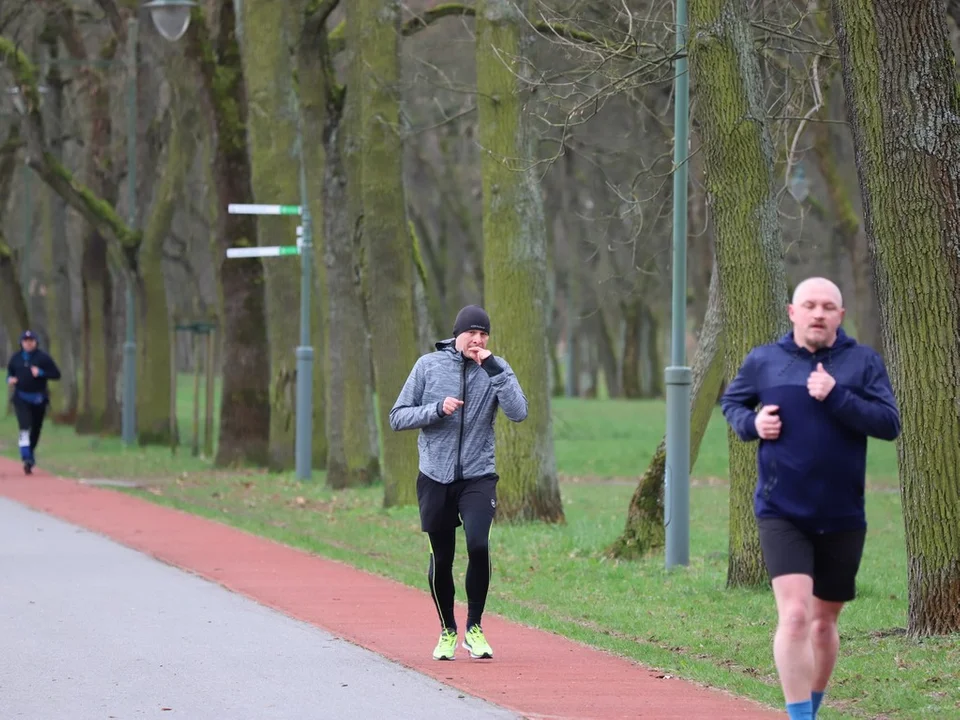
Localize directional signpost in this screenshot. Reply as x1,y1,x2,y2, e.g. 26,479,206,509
226,200,314,481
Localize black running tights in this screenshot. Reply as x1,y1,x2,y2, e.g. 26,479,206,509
427,515,493,632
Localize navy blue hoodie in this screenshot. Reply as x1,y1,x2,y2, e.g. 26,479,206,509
720,328,900,533
7,345,61,404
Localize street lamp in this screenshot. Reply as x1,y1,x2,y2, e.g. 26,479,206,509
143,0,196,42
121,0,197,447
665,0,692,569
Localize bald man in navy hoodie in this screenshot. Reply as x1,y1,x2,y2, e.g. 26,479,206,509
721,277,900,720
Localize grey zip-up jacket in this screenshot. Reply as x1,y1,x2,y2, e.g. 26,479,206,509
389,339,528,484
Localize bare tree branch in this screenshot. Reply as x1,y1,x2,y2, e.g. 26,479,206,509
304,0,342,35
327,2,613,55
0,36,139,268
93,0,125,40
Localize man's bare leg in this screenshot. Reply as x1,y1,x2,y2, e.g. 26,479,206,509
772,574,815,714
809,599,844,716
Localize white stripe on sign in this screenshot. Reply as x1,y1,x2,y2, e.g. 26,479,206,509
226,246,300,258
227,203,301,215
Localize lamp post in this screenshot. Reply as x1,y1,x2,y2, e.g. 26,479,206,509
120,0,196,446
665,0,692,570
293,99,314,482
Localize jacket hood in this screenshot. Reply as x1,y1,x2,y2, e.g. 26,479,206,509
776,326,856,356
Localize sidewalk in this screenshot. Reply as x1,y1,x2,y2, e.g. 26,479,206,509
0,458,783,719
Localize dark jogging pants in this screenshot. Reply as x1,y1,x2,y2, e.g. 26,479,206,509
13,396,47,463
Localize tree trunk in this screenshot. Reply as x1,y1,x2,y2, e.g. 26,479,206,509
77,229,113,434
810,98,883,355
312,0,380,489
639,304,662,398
39,50,78,425
609,260,725,558
620,298,642,398
594,308,621,398
188,1,271,467
0,235,29,340
832,0,960,636
358,0,421,506
689,0,791,588
237,0,306,471
234,1,292,463
0,127,29,343
476,0,564,523
135,96,193,445
76,71,118,435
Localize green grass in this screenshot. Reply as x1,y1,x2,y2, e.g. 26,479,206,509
1,392,955,719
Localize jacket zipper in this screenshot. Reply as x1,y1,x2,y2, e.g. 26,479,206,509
455,357,467,481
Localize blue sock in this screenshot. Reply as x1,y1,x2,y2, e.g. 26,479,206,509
811,691,825,717
786,699,813,720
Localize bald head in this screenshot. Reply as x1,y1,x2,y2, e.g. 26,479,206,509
792,277,843,307
788,276,845,352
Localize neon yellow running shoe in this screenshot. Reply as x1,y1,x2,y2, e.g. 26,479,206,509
463,625,493,659
433,628,458,660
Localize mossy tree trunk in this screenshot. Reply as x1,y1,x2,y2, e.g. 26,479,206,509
188,1,270,467
236,0,306,471
0,235,30,341
76,61,119,435
357,0,421,506
39,48,78,424
476,0,564,523
0,127,30,342
135,92,195,445
299,3,378,487
609,261,726,558
689,0,790,588
832,0,960,636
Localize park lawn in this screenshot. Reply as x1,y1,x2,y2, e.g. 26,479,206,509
1,397,954,719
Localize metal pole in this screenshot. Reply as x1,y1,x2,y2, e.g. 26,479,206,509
121,16,139,446
293,103,313,481
665,0,692,569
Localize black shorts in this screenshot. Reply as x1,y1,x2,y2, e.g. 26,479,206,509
757,517,867,603
416,472,498,533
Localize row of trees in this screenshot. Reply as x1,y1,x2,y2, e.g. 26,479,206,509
1,1,957,635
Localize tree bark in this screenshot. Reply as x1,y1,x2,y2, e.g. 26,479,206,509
302,4,380,489
476,0,564,523
609,260,725,558
76,64,119,435
832,0,960,636
135,95,194,445
0,127,29,344
236,0,305,471
689,0,791,588
188,0,271,467
810,97,883,355
39,46,78,424
357,0,421,506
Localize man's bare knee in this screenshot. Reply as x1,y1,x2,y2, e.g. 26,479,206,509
778,602,811,640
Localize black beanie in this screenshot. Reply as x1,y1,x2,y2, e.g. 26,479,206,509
453,305,491,337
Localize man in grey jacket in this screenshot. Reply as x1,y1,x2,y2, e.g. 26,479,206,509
390,304,528,662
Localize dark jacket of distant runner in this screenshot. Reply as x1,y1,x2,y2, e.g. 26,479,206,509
389,338,528,484
7,346,61,406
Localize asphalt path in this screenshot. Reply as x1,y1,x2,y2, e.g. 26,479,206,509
0,497,519,720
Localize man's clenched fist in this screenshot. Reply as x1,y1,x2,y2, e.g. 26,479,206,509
754,404,781,440
442,397,464,416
